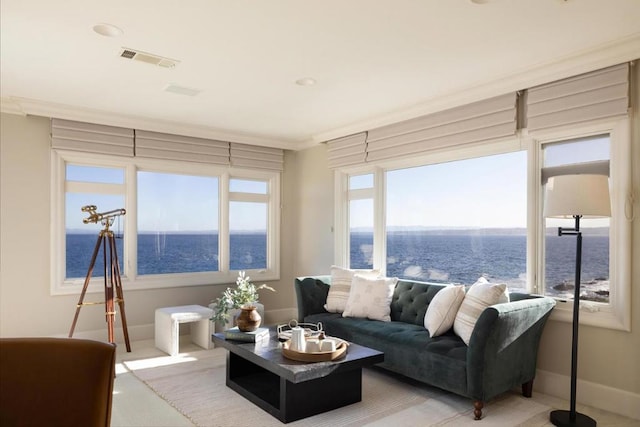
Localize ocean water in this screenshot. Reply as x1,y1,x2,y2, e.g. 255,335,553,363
65,233,266,278
351,232,609,301
66,231,609,301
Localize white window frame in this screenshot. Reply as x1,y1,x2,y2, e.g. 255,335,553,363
334,121,631,331
334,137,526,275
51,150,280,296
530,118,631,331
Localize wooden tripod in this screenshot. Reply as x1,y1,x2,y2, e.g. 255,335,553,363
69,225,131,352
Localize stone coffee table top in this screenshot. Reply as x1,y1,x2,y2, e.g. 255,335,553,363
212,327,384,383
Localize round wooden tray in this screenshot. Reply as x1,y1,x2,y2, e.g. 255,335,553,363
282,339,348,362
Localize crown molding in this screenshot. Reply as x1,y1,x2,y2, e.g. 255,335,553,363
309,33,640,145
3,97,302,151
0,97,26,116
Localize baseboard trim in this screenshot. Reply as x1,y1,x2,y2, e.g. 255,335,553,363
535,369,640,420
51,323,154,344
50,307,299,343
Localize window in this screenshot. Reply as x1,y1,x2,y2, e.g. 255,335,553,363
65,165,125,280
52,152,280,295
335,121,631,331
348,174,374,268
229,178,270,271
541,135,610,303
535,123,631,331
337,148,528,285
137,171,219,275
385,152,527,290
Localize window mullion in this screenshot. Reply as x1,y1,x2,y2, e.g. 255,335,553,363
373,167,386,274
65,181,125,194
334,170,349,266
219,172,230,273
609,119,632,330
528,137,542,294
50,151,66,294
268,174,280,275
229,192,269,203
126,163,137,280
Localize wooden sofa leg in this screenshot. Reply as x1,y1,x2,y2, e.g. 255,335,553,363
522,379,534,398
473,400,483,420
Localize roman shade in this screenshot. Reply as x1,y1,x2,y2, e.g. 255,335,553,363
51,119,285,172
51,119,134,156
135,130,230,165
366,93,518,162
327,132,367,169
230,142,284,171
527,63,630,133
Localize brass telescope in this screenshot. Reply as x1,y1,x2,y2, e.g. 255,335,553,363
70,204,131,351
81,205,126,226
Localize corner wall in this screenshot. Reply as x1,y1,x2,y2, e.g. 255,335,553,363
290,144,335,276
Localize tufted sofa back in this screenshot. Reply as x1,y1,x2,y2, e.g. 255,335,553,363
296,276,450,324
390,280,447,325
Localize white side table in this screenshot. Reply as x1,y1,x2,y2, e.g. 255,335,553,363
155,305,214,356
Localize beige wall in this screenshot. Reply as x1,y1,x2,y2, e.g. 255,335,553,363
0,113,296,340
290,144,335,276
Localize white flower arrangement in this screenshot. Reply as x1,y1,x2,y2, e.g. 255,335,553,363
211,271,275,325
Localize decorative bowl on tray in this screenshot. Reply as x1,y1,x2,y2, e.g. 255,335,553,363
277,320,324,341
281,338,348,362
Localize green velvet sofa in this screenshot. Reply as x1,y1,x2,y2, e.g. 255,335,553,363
295,275,556,420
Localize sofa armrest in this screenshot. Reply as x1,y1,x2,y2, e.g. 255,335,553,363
294,276,331,321
466,296,556,401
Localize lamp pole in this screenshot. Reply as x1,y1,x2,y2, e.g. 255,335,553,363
550,215,596,427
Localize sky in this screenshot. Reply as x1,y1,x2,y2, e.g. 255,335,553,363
66,167,267,232
351,134,611,230
66,135,610,232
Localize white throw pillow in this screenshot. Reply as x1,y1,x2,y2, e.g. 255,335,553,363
453,279,509,345
324,266,380,313
342,275,398,322
424,285,466,337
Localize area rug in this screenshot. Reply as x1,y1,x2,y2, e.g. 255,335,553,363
123,348,552,427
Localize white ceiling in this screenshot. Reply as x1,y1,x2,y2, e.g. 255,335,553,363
1,0,639,150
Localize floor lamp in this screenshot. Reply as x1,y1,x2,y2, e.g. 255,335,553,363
544,174,611,427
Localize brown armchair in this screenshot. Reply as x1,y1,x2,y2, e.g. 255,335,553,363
0,337,116,427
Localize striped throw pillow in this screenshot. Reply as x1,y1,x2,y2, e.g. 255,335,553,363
453,278,509,345
324,266,380,313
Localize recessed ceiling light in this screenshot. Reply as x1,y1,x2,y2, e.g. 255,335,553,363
295,77,317,86
470,0,491,4
93,23,124,37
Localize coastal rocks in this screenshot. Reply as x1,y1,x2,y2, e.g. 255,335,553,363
552,280,610,303
553,281,574,291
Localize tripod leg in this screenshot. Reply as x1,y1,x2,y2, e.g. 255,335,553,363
105,233,116,344
69,232,103,338
110,235,131,352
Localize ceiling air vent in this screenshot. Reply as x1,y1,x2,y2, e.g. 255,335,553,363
119,48,179,68
163,84,202,97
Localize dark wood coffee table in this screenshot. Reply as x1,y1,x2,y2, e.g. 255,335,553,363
212,328,384,423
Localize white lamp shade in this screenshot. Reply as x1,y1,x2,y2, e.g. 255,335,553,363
544,174,611,218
